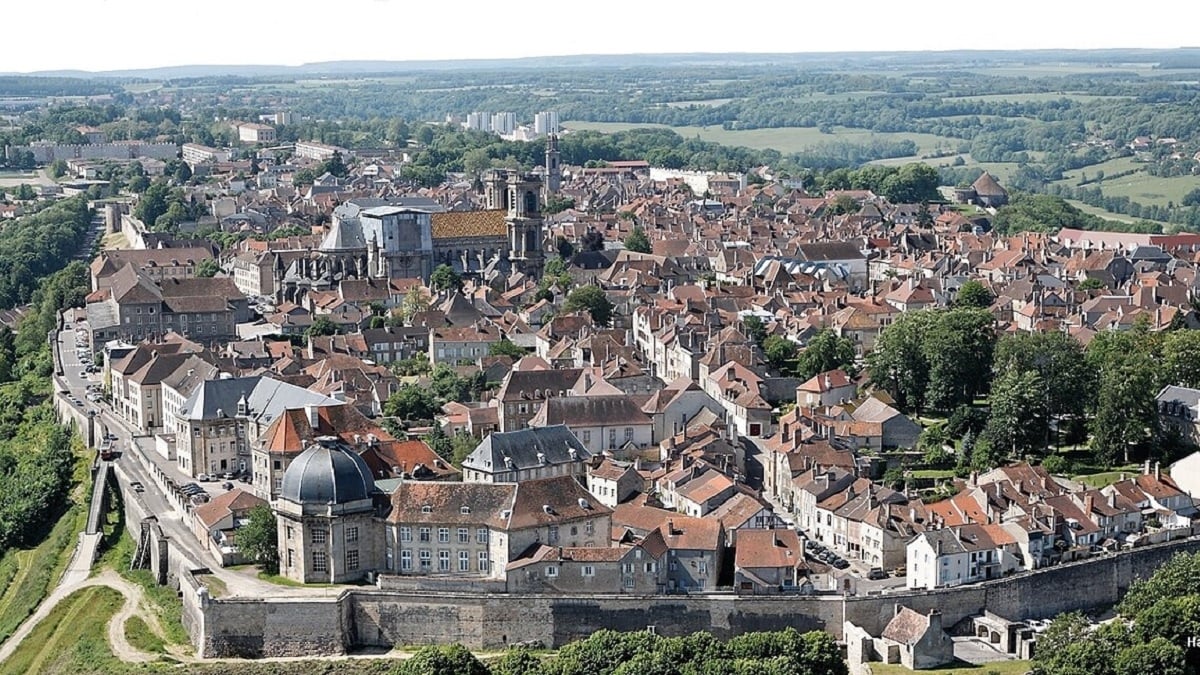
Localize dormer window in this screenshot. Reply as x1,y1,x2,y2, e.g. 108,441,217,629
421,505,432,514
460,505,471,514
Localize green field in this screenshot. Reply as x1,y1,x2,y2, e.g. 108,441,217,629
1065,200,1136,224
1095,171,1200,208
0,586,124,675
663,98,736,108
563,121,964,155
0,503,85,645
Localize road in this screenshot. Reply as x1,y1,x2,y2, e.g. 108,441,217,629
55,321,330,599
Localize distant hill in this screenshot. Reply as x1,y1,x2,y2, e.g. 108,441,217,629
5,47,1200,80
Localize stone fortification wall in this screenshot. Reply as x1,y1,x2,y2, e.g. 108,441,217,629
188,536,1200,658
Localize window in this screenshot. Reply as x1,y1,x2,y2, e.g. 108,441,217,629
286,548,295,568
439,550,450,572
312,550,327,573
458,528,469,544
419,550,431,570
581,565,595,577
346,527,359,543
459,551,470,571
698,561,708,575
286,526,294,540
478,551,488,571
518,403,528,414
622,563,634,573
311,529,327,544
548,526,559,544
421,505,432,513
609,429,616,447
346,550,359,571
400,526,412,543
438,527,450,543
624,427,634,442
624,576,635,589
644,562,656,573
546,566,558,577
570,526,578,536
586,521,594,536
419,527,431,542
476,528,488,544
581,430,591,444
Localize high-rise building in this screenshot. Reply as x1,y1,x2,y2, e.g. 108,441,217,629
491,112,516,135
465,112,492,132
533,111,559,136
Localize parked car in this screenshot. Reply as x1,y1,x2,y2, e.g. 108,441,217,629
197,473,211,482
130,481,145,493
867,568,888,580
221,481,234,490
833,558,850,570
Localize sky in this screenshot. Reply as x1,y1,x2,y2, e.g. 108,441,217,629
3,0,1197,73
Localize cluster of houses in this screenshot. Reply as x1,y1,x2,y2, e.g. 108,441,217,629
58,139,1200,597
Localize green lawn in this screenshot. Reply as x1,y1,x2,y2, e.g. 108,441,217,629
124,615,166,655
562,121,964,156
0,586,124,675
1093,171,1200,208
0,503,85,645
1065,200,1136,224
870,659,1031,674
911,469,957,480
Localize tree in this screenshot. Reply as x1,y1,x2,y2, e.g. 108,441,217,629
564,285,613,326
14,184,36,201
1087,326,1161,466
993,332,1092,447
430,264,462,293
955,280,993,308
489,339,528,359
794,329,857,380
385,384,440,421
1079,277,1106,290
762,335,797,372
1162,329,1200,388
196,258,220,278
742,315,767,346
923,308,996,412
47,160,68,179
625,225,651,254
491,647,545,675
400,286,431,323
867,311,935,415
983,366,1047,459
396,644,488,675
133,181,170,225
1113,638,1186,675
238,505,279,574
424,424,452,461
305,316,340,339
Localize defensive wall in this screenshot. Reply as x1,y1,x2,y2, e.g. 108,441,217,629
183,536,1200,658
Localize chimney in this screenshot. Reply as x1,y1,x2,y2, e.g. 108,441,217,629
1108,492,1116,508
927,609,943,634
305,404,320,430
1085,494,1095,514
1155,462,1161,480
1144,459,1151,476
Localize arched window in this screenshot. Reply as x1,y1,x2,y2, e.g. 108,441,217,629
524,190,538,214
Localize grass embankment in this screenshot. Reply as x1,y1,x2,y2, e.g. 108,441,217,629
0,586,124,675
124,615,165,655
0,438,91,646
96,485,191,652
870,659,1032,674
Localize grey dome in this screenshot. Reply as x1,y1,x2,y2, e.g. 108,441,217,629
279,438,374,504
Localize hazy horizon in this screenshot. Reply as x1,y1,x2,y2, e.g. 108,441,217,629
2,0,1196,74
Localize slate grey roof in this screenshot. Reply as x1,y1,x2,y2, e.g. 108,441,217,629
180,375,339,424
463,424,590,474
279,437,375,505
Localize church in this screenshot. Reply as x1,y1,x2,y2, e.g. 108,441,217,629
274,168,550,304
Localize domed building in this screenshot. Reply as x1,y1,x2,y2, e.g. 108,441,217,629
275,436,382,583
